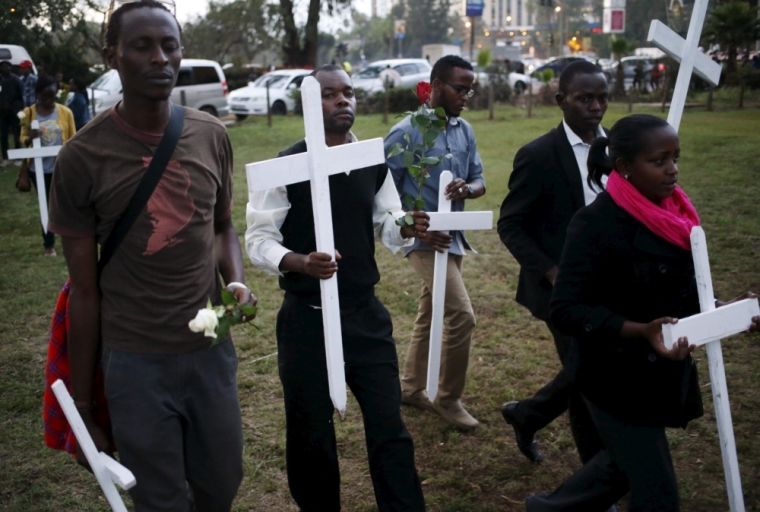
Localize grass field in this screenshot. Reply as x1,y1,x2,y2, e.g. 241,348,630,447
1,101,758,511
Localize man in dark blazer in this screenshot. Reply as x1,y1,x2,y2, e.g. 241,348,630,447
497,61,610,466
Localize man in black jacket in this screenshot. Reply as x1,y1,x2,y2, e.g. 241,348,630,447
245,65,428,511
497,61,609,466
0,61,23,167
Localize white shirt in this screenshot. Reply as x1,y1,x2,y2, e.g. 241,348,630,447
245,133,412,276
562,119,607,206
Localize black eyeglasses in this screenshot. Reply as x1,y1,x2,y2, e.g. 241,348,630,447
442,81,475,98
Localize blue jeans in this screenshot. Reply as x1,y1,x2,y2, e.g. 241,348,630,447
103,339,243,512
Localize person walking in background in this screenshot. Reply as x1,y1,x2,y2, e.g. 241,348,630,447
54,72,69,104
20,76,76,256
528,113,760,511
67,78,91,130
19,60,38,108
498,61,609,467
385,55,486,430
0,60,24,167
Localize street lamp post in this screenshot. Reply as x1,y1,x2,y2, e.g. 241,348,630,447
469,17,475,61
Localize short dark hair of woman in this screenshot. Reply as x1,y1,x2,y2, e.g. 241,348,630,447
104,0,182,48
587,114,671,191
430,55,473,83
35,75,56,96
70,78,90,106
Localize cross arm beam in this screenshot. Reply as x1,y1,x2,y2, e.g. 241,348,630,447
427,211,493,231
246,138,385,192
7,146,62,160
662,298,760,349
647,20,722,87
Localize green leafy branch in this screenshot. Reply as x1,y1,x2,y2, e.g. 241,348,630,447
387,105,452,227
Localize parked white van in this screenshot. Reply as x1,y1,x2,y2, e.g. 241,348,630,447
0,45,37,74
89,59,229,117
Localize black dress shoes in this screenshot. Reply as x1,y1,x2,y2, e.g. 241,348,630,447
501,401,544,463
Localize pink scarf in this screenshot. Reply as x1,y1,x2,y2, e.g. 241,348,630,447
606,170,700,251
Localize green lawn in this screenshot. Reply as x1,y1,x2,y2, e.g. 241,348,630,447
1,102,759,511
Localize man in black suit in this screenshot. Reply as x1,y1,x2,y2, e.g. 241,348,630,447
497,61,609,465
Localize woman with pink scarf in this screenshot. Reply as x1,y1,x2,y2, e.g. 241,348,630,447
526,114,759,512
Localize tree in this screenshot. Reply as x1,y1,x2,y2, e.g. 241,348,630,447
279,0,350,67
610,37,634,97
182,0,278,64
392,0,456,59
703,0,760,84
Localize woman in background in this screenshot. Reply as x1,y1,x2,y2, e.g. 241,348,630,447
20,76,76,256
67,78,91,130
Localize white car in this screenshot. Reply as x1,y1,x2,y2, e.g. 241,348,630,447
227,69,311,119
88,59,230,117
352,59,432,94
473,69,542,95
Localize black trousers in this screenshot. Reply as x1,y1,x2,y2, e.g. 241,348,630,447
0,109,21,160
512,321,603,463
276,295,426,512
526,397,679,512
29,171,55,249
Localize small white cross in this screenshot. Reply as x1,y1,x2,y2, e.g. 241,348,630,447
424,171,492,402
8,120,62,234
51,380,135,512
245,76,387,417
661,227,758,512
647,0,722,131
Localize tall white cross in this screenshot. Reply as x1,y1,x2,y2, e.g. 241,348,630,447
245,76,386,417
423,171,492,402
51,379,136,512
8,120,62,234
647,0,722,131
661,228,759,512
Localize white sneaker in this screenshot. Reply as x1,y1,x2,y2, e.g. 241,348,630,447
0,160,9,168
12,160,21,166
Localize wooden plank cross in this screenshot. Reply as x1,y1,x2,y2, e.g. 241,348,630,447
647,0,722,131
51,379,136,512
7,120,63,234
245,76,386,417
424,170,493,402
662,227,759,512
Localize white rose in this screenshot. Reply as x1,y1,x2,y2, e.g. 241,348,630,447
17,111,26,120
188,308,219,338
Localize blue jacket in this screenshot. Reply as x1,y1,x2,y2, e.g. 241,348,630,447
385,113,485,256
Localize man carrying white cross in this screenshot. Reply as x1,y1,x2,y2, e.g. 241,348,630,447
385,55,486,430
245,64,428,511
18,75,76,256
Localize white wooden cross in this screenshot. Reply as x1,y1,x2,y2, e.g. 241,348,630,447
8,120,62,234
423,170,492,402
647,0,722,131
50,379,136,512
245,76,386,417
661,227,759,512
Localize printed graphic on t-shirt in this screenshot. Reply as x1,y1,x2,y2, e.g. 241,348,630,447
39,119,62,147
142,157,196,255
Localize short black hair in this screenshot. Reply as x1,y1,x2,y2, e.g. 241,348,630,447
430,55,473,83
309,64,344,78
104,0,181,48
558,60,604,95
35,75,56,95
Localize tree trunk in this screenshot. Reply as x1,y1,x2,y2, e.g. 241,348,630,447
302,0,321,67
615,61,626,99
280,0,321,67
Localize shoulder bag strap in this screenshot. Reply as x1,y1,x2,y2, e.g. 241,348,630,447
97,104,185,278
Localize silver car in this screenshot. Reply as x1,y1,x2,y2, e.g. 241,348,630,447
352,59,433,94
88,59,230,117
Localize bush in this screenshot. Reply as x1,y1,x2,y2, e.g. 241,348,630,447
224,67,254,92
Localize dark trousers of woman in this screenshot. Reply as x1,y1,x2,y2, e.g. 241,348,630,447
276,295,426,512
29,171,55,249
526,397,679,512
510,321,603,463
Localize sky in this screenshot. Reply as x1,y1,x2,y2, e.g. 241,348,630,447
174,0,374,24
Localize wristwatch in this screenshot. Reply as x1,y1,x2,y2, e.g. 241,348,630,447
466,184,473,198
